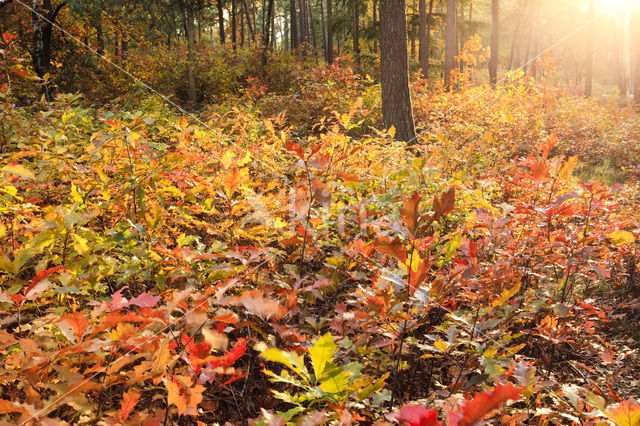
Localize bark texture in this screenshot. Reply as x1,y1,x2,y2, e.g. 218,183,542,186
380,0,416,142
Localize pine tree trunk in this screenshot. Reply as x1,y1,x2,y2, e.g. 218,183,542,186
232,0,237,49
352,0,359,63
372,0,378,53
217,0,226,44
380,0,416,142
444,0,457,90
489,0,499,86
325,0,333,63
584,0,594,96
290,0,298,49
418,0,428,78
181,1,197,104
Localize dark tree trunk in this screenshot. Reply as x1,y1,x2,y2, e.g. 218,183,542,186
31,0,67,101
217,0,225,43
290,0,298,49
410,0,416,59
31,0,51,100
418,0,429,78
380,0,416,142
121,37,128,60
325,0,333,63
320,0,327,58
352,0,359,62
262,0,275,64
180,1,197,103
241,0,255,40
372,0,378,53
584,0,594,96
444,0,457,90
232,0,237,49
96,17,104,55
489,0,499,86
299,0,309,46
309,0,318,56
240,6,245,45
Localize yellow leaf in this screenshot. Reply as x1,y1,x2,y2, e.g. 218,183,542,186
558,155,578,180
388,126,396,138
491,281,521,309
609,230,635,245
433,339,448,353
1,164,35,180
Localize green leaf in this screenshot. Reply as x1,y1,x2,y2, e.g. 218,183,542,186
308,333,336,381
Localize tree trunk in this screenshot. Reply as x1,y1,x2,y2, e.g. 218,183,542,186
299,0,309,47
352,0,359,62
31,0,51,100
410,0,416,60
217,0,225,44
444,0,457,90
325,0,333,63
418,0,428,78
372,0,378,53
488,0,499,86
508,0,525,69
121,37,128,60
181,1,197,104
262,0,275,64
530,3,540,79
584,0,594,96
241,0,255,40
232,0,237,49
380,0,416,142
309,0,318,56
96,16,104,55
290,0,298,50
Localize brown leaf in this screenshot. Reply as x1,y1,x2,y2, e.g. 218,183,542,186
433,187,456,221
374,236,407,264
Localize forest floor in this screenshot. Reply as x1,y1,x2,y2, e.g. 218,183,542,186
1,71,640,424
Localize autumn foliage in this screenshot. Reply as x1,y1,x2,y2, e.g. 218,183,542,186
1,43,640,425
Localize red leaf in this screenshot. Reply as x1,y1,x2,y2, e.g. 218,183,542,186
126,292,161,308
402,192,423,235
24,266,64,297
455,383,523,426
396,404,442,426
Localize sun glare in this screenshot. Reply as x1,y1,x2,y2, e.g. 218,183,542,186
610,0,640,12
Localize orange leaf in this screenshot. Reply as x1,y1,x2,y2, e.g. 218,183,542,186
167,375,205,417
530,161,549,180
119,389,140,421
60,311,89,342
606,398,640,426
402,192,423,235
433,187,456,221
223,167,247,199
